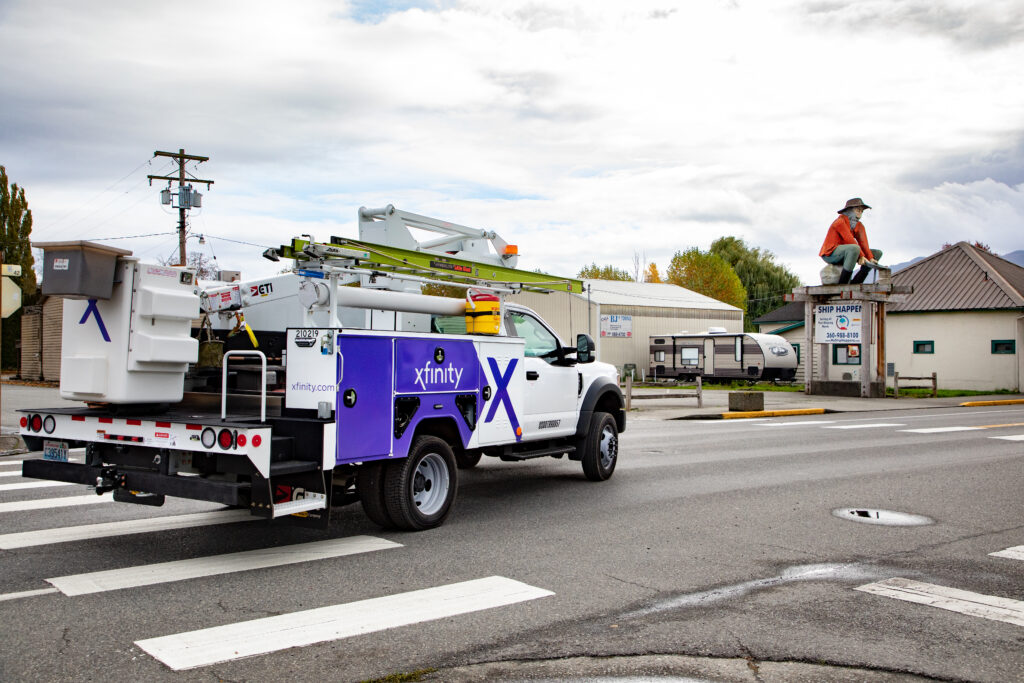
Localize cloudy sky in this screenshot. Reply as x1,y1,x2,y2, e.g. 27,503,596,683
2,0,1023,291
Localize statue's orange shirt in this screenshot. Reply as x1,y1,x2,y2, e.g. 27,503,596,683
819,214,873,260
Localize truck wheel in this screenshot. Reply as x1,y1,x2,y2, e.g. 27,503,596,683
384,436,458,530
357,461,395,529
455,450,482,469
581,411,618,481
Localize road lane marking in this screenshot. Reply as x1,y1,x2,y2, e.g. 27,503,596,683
764,420,835,427
855,578,1024,627
0,470,25,477
899,427,982,433
0,480,76,492
0,587,60,602
990,435,1024,441
136,576,554,670
47,536,402,596
990,546,1024,561
824,423,906,429
974,422,1024,429
0,493,112,514
0,509,258,549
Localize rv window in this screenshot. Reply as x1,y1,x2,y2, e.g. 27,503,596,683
792,342,800,364
734,337,742,362
680,347,699,366
913,340,934,354
654,350,666,362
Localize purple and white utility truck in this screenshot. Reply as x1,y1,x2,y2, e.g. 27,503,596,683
19,236,625,531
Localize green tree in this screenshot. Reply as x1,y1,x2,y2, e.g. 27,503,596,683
665,248,747,314
577,263,633,281
1,165,35,369
710,236,800,331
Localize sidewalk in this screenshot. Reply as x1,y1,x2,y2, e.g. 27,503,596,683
627,386,1024,420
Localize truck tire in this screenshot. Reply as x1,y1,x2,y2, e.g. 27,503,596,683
455,450,482,469
357,461,395,529
384,436,458,530
581,411,618,481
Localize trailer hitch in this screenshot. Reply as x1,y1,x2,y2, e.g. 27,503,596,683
93,467,126,495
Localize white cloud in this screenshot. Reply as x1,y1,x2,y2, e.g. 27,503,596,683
2,0,1023,291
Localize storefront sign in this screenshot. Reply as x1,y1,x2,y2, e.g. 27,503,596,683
600,314,632,338
814,303,862,343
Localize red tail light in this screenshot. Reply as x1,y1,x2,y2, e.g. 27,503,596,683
30,414,43,432
218,429,234,450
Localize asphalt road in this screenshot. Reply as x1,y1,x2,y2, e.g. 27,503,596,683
0,402,1022,682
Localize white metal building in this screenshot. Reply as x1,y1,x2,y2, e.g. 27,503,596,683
510,279,743,376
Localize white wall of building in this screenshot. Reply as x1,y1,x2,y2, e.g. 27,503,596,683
887,310,1022,391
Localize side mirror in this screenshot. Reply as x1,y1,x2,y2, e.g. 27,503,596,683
576,334,596,364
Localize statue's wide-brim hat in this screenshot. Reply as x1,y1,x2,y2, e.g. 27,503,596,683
838,197,871,213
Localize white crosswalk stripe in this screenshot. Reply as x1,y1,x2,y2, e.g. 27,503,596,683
900,426,982,433
990,546,1024,561
990,434,1024,441
0,493,112,514
136,576,555,671
856,577,1024,628
45,536,402,596
0,480,76,492
0,509,258,549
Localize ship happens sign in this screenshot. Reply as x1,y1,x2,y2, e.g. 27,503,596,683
814,303,862,343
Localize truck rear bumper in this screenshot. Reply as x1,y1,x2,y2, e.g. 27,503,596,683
22,459,248,507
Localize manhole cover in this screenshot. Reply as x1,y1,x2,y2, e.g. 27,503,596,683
832,508,934,526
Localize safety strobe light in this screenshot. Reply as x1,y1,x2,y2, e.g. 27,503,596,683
218,429,234,450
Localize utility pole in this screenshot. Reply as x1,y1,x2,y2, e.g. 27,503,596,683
147,149,213,266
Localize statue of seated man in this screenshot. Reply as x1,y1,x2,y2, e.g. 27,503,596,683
819,198,883,284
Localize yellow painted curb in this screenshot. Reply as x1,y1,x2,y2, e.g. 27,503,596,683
720,408,827,419
960,399,1024,407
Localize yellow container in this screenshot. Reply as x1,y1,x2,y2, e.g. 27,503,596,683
465,295,501,335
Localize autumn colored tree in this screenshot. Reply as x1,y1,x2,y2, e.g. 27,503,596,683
665,248,747,313
577,263,633,281
644,263,662,283
1,165,35,369
710,236,800,330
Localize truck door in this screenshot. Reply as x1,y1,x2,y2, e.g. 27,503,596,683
504,309,578,441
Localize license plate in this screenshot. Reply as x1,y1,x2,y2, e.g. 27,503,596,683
43,440,69,462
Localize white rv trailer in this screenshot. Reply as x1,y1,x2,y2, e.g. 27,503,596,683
648,328,797,382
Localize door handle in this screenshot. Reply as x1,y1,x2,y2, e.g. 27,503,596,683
526,371,540,380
